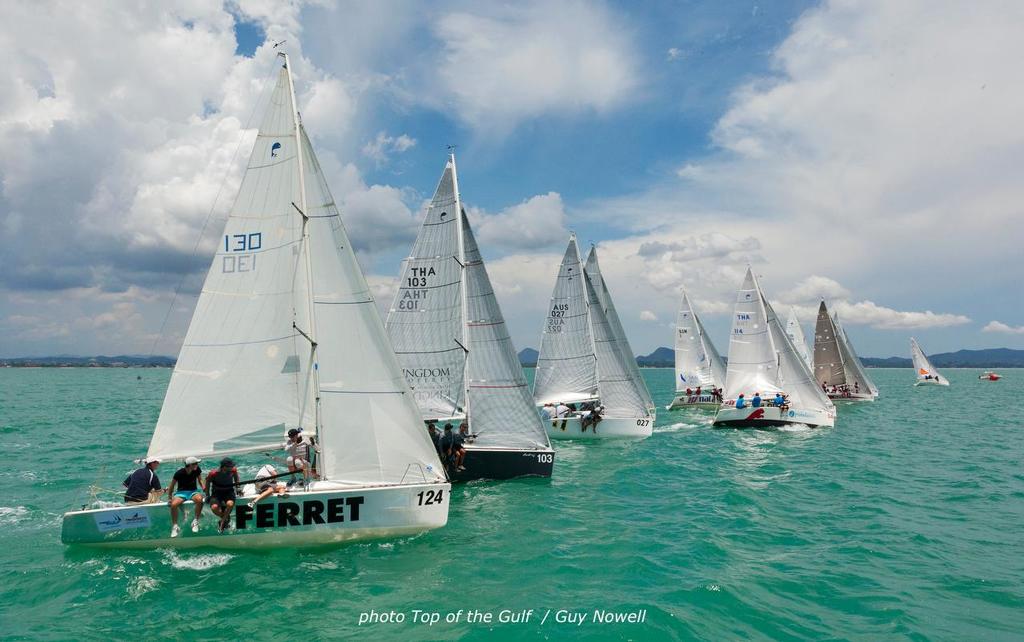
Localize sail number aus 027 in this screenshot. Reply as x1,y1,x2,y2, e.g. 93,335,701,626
222,233,262,274
547,304,569,332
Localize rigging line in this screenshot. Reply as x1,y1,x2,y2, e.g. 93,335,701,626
147,57,278,360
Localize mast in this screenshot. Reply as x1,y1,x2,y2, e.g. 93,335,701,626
451,152,471,423
283,52,323,470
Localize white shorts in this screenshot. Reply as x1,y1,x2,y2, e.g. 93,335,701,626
287,456,309,470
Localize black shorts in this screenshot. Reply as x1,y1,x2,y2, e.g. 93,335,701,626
211,493,236,505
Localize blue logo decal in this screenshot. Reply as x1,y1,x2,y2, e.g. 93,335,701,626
271,142,282,157
788,410,795,417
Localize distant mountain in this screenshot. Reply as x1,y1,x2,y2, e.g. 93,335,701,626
0,355,175,368
862,348,1024,368
518,348,538,366
637,347,674,367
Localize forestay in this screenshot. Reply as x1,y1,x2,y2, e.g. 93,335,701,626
533,237,599,405
674,290,726,391
461,216,549,449
584,249,655,414
584,272,650,418
385,161,466,420
786,307,813,368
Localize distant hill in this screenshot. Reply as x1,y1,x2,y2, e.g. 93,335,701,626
518,348,538,366
862,348,1024,368
637,347,674,367
0,355,175,368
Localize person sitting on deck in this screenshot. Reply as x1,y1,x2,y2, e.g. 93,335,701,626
580,402,604,432
439,424,456,470
205,458,240,533
427,423,442,457
540,404,554,421
270,428,313,489
123,457,162,504
752,392,762,408
854,381,860,395
822,382,828,393
685,387,693,396
714,388,723,402
167,456,204,537
773,392,785,407
452,423,470,472
735,394,746,409
554,403,571,418
250,463,288,507
695,386,702,397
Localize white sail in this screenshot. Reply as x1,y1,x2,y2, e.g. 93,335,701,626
583,248,655,414
385,161,466,420
461,215,550,449
786,307,812,368
674,290,726,392
911,337,948,385
584,272,650,418
151,60,442,486
834,312,879,396
533,236,599,405
723,269,834,414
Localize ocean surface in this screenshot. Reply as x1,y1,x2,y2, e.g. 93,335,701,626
0,367,1021,640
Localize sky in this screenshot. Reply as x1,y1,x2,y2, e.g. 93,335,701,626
1,0,1022,359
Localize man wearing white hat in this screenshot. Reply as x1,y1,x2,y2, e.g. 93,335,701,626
123,457,162,504
166,456,204,538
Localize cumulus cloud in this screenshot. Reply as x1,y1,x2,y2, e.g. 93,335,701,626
431,0,641,132
361,131,417,165
639,310,659,322
780,276,852,304
983,321,1024,335
469,192,568,251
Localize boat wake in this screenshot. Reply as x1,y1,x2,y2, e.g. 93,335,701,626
161,550,234,571
126,576,161,600
0,506,29,526
655,422,701,433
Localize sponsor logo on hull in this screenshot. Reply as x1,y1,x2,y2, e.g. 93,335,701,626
94,509,151,532
234,497,365,530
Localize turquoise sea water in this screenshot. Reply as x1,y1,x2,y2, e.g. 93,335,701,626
0,367,1021,640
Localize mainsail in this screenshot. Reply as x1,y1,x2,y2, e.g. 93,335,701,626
584,272,650,418
814,301,873,396
150,57,442,486
387,156,548,450
384,161,466,420
673,289,726,392
533,236,599,405
584,248,655,415
724,269,833,414
786,308,812,368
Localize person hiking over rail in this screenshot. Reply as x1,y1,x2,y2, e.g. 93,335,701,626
166,456,204,537
205,458,240,533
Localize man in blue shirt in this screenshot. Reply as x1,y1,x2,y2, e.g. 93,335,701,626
735,394,747,409
752,392,762,408
123,458,162,504
773,392,785,407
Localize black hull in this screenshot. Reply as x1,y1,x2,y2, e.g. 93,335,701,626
449,447,554,482
712,419,794,429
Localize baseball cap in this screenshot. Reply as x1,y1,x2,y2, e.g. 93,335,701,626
184,456,201,465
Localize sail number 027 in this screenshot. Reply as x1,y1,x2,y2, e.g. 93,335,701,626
417,489,444,506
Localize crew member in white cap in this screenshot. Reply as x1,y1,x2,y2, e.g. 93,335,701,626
123,457,162,504
166,456,205,537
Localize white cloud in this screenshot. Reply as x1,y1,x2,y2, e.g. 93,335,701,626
983,321,1024,335
780,276,852,304
431,1,642,132
639,310,658,322
470,192,568,251
361,131,417,165
666,47,683,61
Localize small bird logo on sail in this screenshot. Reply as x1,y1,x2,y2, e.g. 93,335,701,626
271,142,282,157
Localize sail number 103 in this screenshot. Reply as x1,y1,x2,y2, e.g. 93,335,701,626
417,489,444,506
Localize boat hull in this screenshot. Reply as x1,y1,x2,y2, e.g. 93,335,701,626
666,393,721,410
713,405,835,429
450,446,554,482
546,415,653,440
61,482,450,549
914,380,950,387
827,393,875,402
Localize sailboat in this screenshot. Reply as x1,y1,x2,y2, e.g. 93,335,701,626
714,269,836,428
666,289,726,409
385,155,554,481
785,307,813,368
834,312,879,397
61,54,449,548
812,301,876,401
911,337,950,386
533,237,655,439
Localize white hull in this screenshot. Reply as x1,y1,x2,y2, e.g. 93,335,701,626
914,379,950,387
61,482,450,549
827,392,876,402
713,404,835,429
666,393,721,410
546,414,653,440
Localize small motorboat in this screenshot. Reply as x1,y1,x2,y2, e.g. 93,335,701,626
979,371,1002,381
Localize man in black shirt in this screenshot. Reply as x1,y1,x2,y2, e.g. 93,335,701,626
453,423,470,472
167,456,204,538
205,458,241,533
426,422,442,457
438,424,456,470
123,458,162,504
